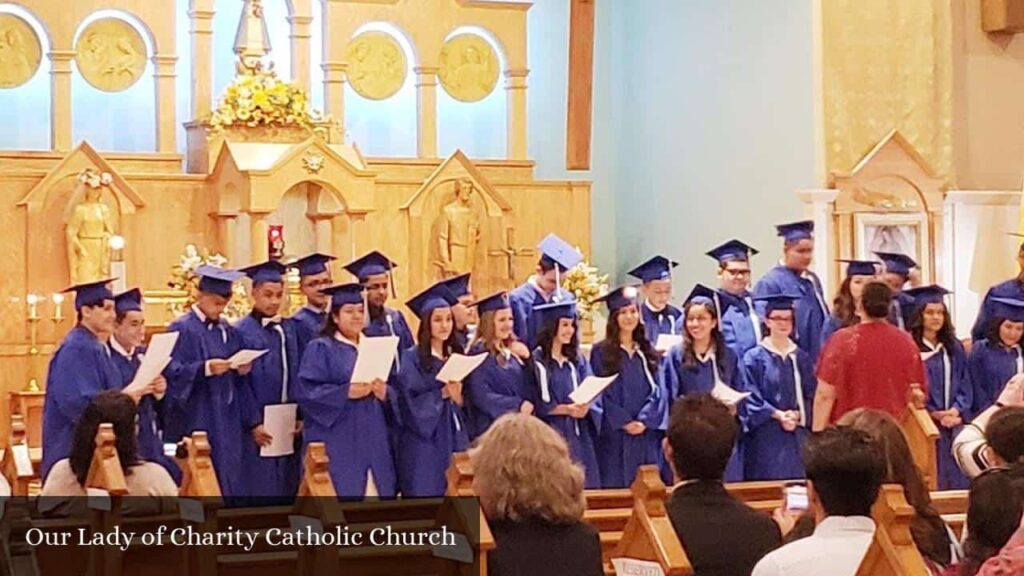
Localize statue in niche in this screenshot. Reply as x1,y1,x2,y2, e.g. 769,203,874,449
66,169,115,285
433,178,482,279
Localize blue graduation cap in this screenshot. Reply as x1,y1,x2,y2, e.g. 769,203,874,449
595,285,639,312
874,252,917,277
291,252,336,278
990,297,1024,323
113,288,143,315
775,220,814,243
840,260,880,278
628,255,678,283
538,234,584,272
322,283,365,311
470,291,511,314
195,265,244,298
439,273,472,299
240,260,287,285
706,239,759,264
343,251,398,281
753,292,800,315
685,284,738,315
406,283,458,320
903,285,951,312
532,300,578,328
63,278,116,311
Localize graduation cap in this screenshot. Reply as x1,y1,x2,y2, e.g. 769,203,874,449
990,297,1024,323
63,278,116,311
595,285,640,312
470,291,511,314
195,265,244,298
439,273,472,299
538,234,584,302
903,285,951,312
291,252,336,278
322,283,365,311
775,220,814,243
532,300,578,328
753,292,800,315
839,259,880,278
344,251,398,297
240,260,287,285
706,239,759,264
684,284,738,315
628,255,678,283
406,283,458,320
875,252,917,277
113,288,143,315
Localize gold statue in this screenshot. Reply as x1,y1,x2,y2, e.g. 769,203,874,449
434,178,482,279
66,169,115,284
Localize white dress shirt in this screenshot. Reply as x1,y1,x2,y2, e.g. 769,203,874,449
752,516,875,576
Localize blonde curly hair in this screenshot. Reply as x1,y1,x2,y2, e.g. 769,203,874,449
470,413,586,524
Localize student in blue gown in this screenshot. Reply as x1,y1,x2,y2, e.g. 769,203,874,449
820,260,880,346
343,251,415,368
164,266,258,498
905,285,971,490
531,300,602,488
968,297,1024,418
705,239,763,360
235,260,303,500
752,220,829,363
464,292,534,439
439,273,475,350
971,234,1024,341
590,286,668,488
627,255,682,346
297,283,399,498
876,251,918,331
395,283,470,497
665,285,746,481
508,234,582,349
289,252,336,355
107,288,181,484
42,279,123,480
742,293,816,481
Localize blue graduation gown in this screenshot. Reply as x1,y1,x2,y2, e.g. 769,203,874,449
972,278,1024,341
820,315,852,348
509,281,547,349
741,342,816,481
165,310,259,498
664,345,746,481
297,336,398,498
235,315,303,500
753,265,829,363
292,306,327,357
41,326,122,480
107,343,182,484
465,342,532,439
889,292,915,331
921,339,972,490
531,350,602,488
967,339,1021,416
395,348,469,497
590,343,666,488
641,302,682,347
718,291,762,361
364,307,415,372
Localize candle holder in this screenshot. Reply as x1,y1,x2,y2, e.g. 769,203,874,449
24,294,41,392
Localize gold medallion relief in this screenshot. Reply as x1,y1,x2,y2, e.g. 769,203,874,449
75,18,147,93
439,34,499,103
345,31,407,100
0,14,42,89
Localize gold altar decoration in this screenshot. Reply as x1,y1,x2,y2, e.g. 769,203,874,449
0,14,41,89
823,0,953,181
65,168,115,285
74,18,147,93
439,33,500,103
561,259,609,322
208,69,319,133
345,31,407,101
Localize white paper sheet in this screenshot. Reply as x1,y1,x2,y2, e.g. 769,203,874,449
350,336,400,383
712,381,751,406
260,403,298,457
227,349,268,369
126,332,179,394
435,353,488,383
611,557,665,576
569,374,618,405
12,444,32,478
655,334,683,353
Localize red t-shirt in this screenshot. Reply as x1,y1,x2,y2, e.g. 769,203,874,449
815,321,926,423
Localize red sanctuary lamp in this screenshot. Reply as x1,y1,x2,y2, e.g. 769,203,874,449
268,225,285,260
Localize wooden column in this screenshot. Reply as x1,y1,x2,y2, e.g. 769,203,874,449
415,67,439,158
250,212,269,263
153,55,178,153
48,51,75,151
312,215,333,254
566,0,596,170
322,62,347,143
189,0,216,120
505,69,528,160
289,15,313,92
216,213,238,264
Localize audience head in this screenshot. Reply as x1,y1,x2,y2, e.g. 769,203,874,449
860,281,893,320
987,406,1024,466
664,394,737,482
69,391,139,486
961,465,1024,576
802,426,885,519
471,413,585,524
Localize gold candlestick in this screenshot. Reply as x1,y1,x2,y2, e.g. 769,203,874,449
25,294,41,392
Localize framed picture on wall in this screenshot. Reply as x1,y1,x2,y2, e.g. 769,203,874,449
854,212,930,283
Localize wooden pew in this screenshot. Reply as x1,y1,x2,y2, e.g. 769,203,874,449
855,484,932,576
177,432,222,576
84,423,129,576
608,465,692,576
293,443,345,576
1,415,34,497
903,386,940,491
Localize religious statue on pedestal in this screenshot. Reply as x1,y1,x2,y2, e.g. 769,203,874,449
66,169,115,284
434,178,482,279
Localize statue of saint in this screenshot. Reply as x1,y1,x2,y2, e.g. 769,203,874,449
435,178,482,279
66,170,115,285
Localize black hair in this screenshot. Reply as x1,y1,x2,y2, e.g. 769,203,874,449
536,314,580,366
909,301,957,352
988,407,1024,465
860,281,893,320
69,391,139,487
802,427,886,517
595,306,658,376
960,464,1024,576
666,395,737,481
416,307,464,366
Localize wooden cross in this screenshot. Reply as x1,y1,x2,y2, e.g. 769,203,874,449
566,0,596,170
488,227,536,281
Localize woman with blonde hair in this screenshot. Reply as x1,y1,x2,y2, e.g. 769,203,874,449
472,413,603,576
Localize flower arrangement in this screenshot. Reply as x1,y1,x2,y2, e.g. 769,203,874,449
561,259,609,321
207,69,324,134
166,244,251,322
78,168,113,189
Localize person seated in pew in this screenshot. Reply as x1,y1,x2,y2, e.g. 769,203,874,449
967,297,1024,417
954,374,1024,478
955,463,1024,576
289,252,336,356
819,260,880,346
751,427,886,576
471,413,603,576
40,391,178,517
663,394,782,576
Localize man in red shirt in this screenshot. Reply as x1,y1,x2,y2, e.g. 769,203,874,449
812,280,925,430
